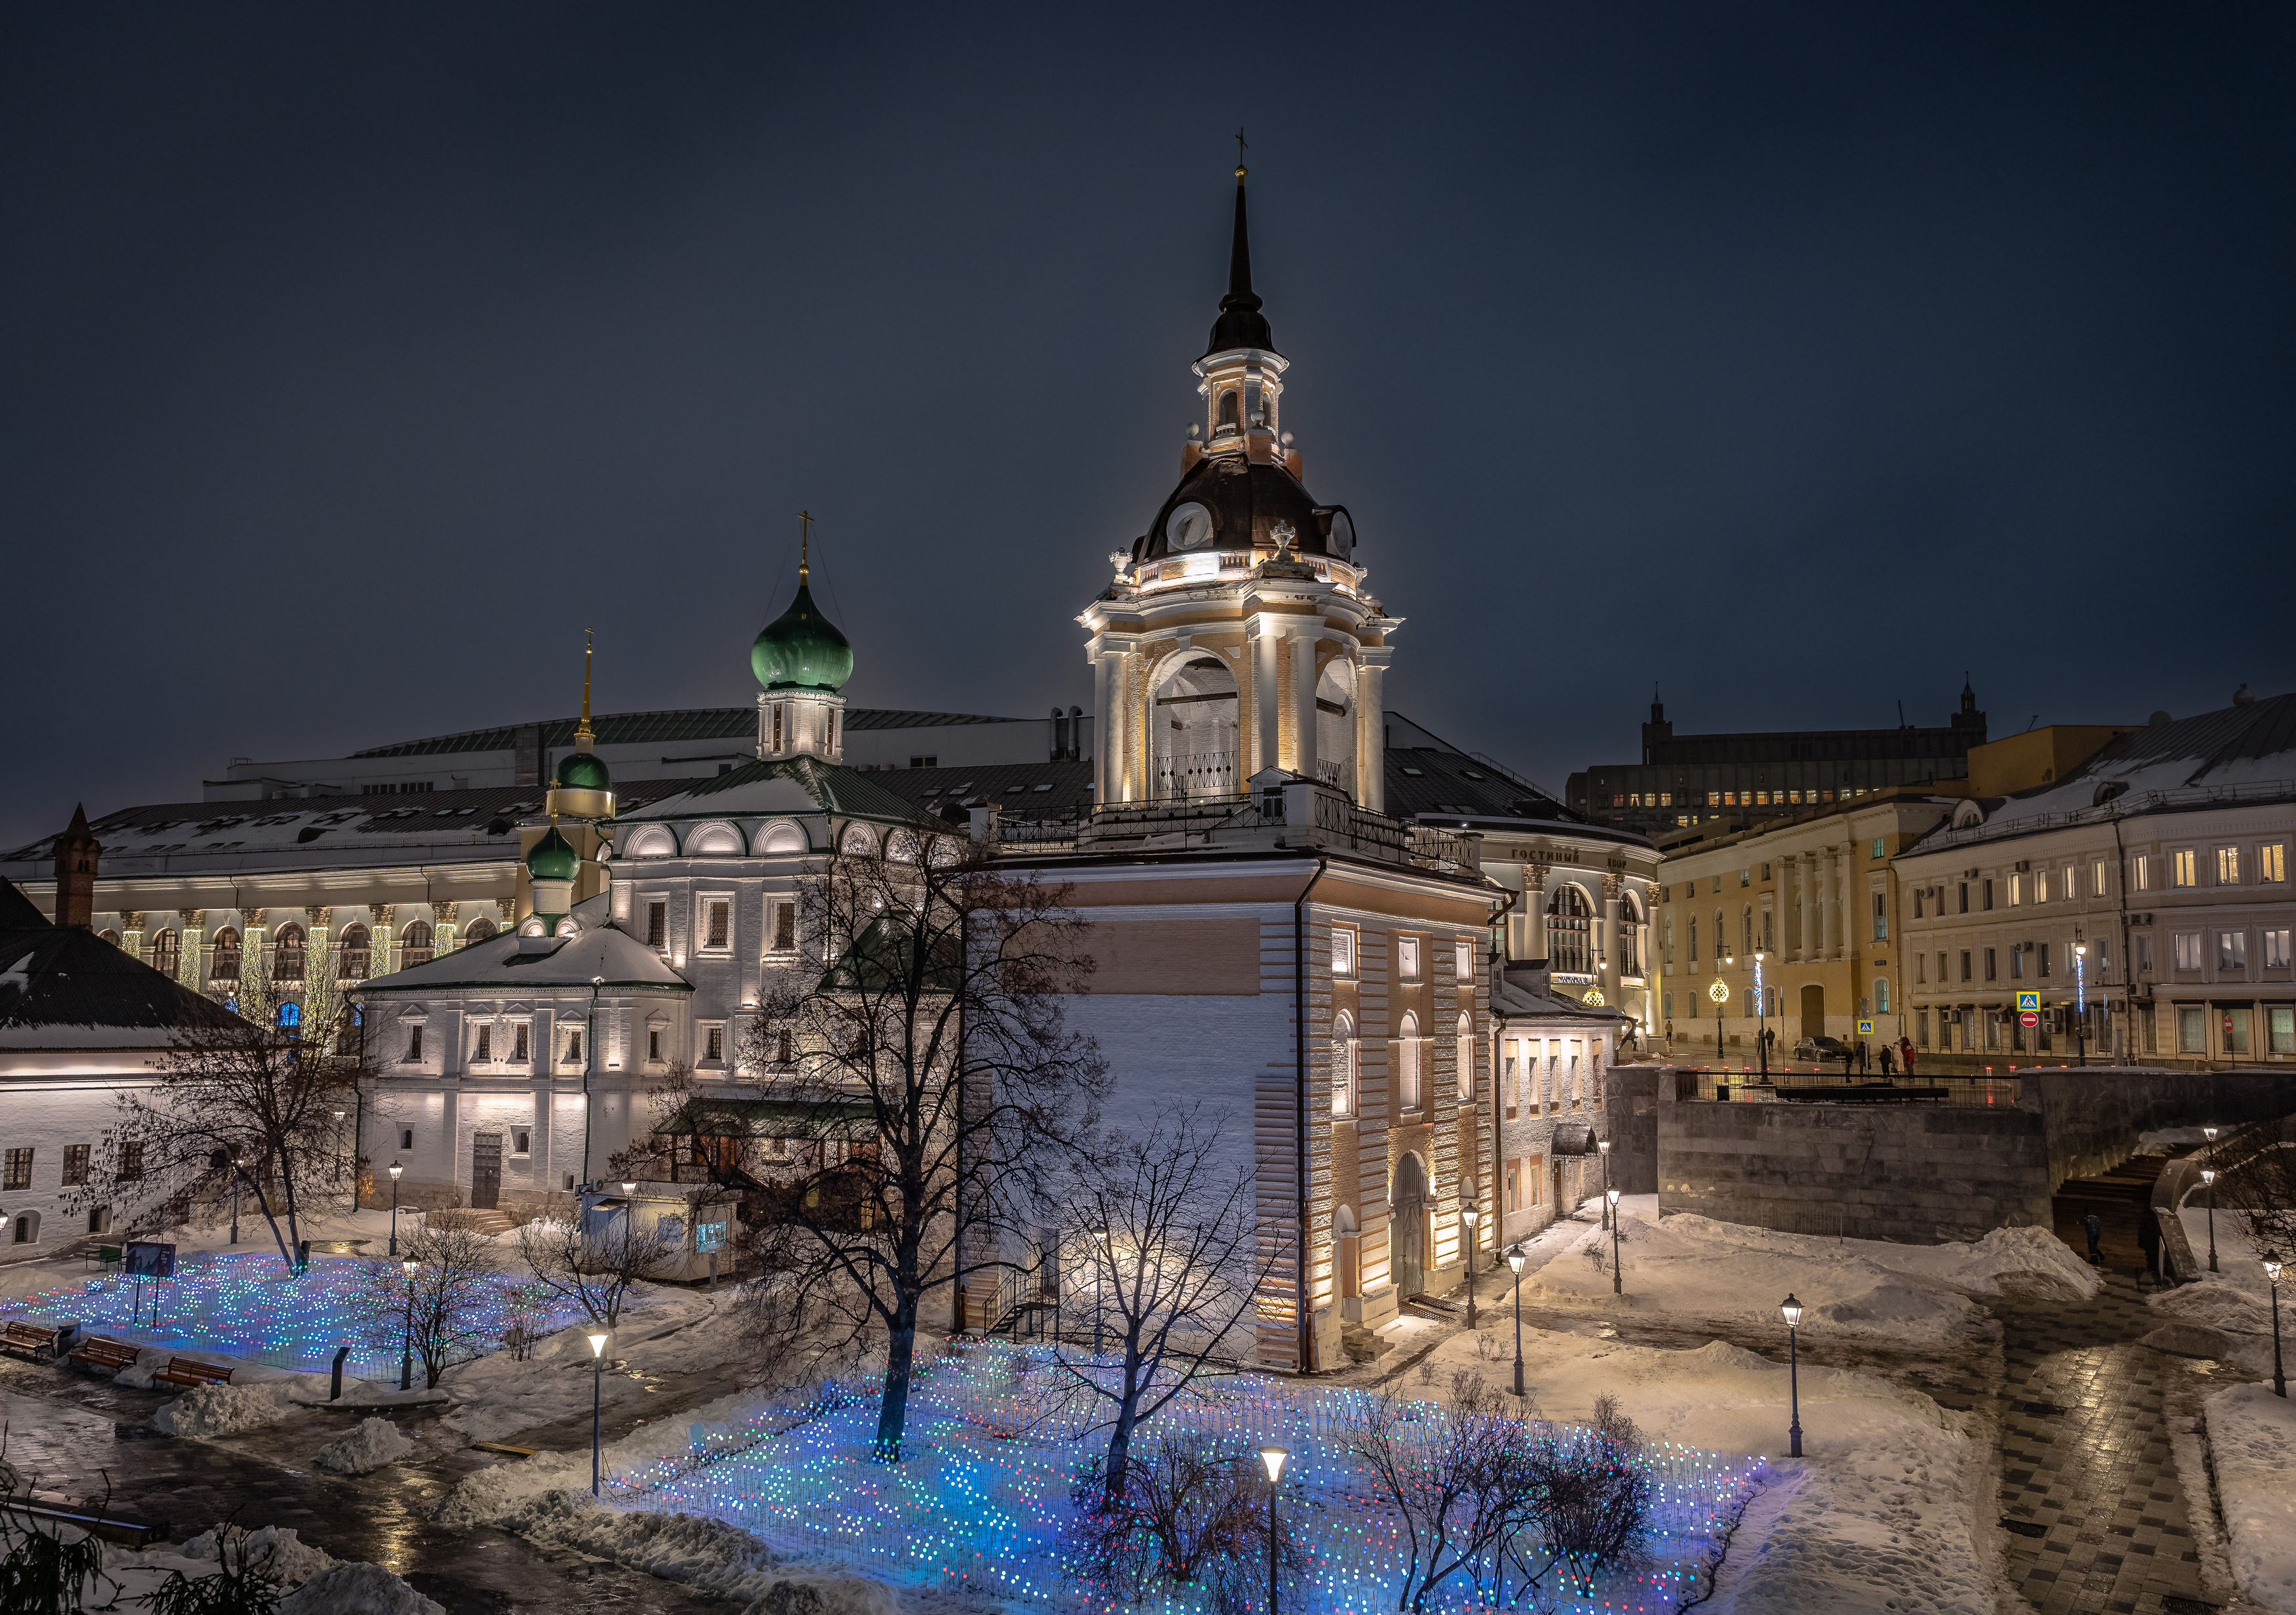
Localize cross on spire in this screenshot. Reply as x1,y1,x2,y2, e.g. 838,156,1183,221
798,509,814,579
1234,126,1248,179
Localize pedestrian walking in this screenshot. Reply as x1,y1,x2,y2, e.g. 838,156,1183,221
1879,1043,1896,1078
2082,1210,2104,1266
1857,1040,1869,1074
1899,1036,1917,1076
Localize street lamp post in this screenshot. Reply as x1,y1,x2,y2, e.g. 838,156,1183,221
2073,940,2088,1067
1256,1445,1289,1615
1754,949,1770,1079
387,1160,404,1256
1598,1139,1612,1229
1091,1227,1111,1357
1710,975,1730,1080
332,1111,346,1207
2265,1252,2286,1399
230,1155,245,1246
399,1257,417,1391
1461,1206,1479,1327
2203,1168,2220,1273
1780,1294,1805,1458
1606,1187,1622,1295
588,1329,611,1495
1506,1243,1526,1398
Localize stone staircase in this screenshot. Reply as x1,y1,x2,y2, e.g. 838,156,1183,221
426,1207,516,1237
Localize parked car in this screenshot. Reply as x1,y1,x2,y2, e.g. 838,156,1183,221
1792,1035,1854,1061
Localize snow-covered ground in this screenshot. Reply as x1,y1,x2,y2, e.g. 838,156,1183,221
75,1521,444,1613
2209,1381,2296,1614
1523,1195,2097,1347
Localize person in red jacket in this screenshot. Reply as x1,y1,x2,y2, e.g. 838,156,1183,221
1898,1036,1917,1076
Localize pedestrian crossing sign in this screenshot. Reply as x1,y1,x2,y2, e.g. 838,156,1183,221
2017,991,2040,1012
1857,1019,1874,1035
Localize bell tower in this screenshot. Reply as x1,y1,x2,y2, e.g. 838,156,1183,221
752,520,853,764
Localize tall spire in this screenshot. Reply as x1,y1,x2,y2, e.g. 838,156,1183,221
1207,143,1274,355
575,627,594,750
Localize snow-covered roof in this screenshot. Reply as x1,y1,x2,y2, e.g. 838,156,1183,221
355,899,689,995
1906,692,2296,855
618,756,937,828
0,880,248,1049
1490,962,1631,1027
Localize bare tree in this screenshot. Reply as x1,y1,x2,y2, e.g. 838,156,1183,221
1069,1425,1304,1612
744,836,1106,1460
1349,1370,1540,1612
73,952,365,1273
1053,1107,1285,1503
2216,1121,2296,1257
1513,1395,1655,1600
518,1202,677,1332
354,1223,502,1387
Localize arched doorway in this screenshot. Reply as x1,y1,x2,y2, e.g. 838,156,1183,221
1392,1153,1429,1299
1800,983,1826,1044
1334,1206,1360,1301
1151,655,1240,798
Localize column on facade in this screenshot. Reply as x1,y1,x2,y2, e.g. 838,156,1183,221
1357,650,1389,812
121,911,144,962
1526,864,1551,964
1290,632,1319,783
1091,648,1113,804
370,903,396,980
1250,620,1281,779
1824,848,1842,959
239,908,266,997
1600,873,1623,1009
1788,858,1807,963
178,909,205,991
434,899,459,955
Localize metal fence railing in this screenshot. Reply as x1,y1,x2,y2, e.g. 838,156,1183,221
1674,1065,2023,1107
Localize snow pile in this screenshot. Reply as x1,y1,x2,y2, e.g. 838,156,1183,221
315,1416,418,1475
441,1472,894,1615
2209,1382,2296,1614
279,1562,446,1614
177,1522,339,1584
155,1380,300,1438
441,1288,735,1444
2152,1277,2270,1336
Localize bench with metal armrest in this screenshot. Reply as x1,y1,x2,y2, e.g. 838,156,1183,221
152,1356,234,1389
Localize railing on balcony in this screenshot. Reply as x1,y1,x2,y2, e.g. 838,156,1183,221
1154,748,1239,798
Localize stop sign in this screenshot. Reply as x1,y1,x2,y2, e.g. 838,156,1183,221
2020,1012,2040,1029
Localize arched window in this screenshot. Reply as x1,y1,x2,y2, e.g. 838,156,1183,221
271,922,306,981
149,930,181,977
98,928,121,948
338,924,371,981
1216,389,1239,434
209,927,242,983
1618,894,1643,977
12,1212,37,1246
840,823,878,857
1875,979,1891,1014
400,920,434,966
1332,1013,1356,1117
1456,1013,1474,1101
277,1001,300,1029
1398,1012,1422,1109
464,916,499,946
1546,887,1593,975
1687,914,1698,964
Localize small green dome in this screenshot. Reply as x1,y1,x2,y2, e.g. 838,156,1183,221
556,749,611,791
527,825,580,883
751,580,853,693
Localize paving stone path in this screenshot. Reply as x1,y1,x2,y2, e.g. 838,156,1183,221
1991,1267,2218,1614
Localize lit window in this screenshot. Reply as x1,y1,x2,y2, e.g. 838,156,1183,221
1874,979,1890,1013
705,1025,726,1063
1871,837,1885,859
1398,935,1421,981
2173,931,2203,971
1399,1012,1422,1108
2267,930,2291,970
2264,844,2287,884
1332,1014,1356,1116
475,1024,492,1061
2035,869,2049,903
1659,792,1673,806
2172,849,2197,888
1332,926,1355,977
2217,848,2242,885
703,899,731,951
1454,936,1473,983
2133,855,2152,891
2007,874,2022,907
1456,1013,1474,1101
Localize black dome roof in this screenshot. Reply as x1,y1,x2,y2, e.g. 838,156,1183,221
1132,453,1352,565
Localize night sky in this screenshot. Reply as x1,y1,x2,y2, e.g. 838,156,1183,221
5,6,2293,851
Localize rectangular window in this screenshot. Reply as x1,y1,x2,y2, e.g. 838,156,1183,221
1916,952,1927,983
2217,847,2241,885
2264,844,2287,884
2134,855,2153,891
1984,947,1997,981
405,1026,423,1063
2011,946,2023,979
1871,837,1885,859
1937,950,1948,985
118,1141,142,1182
1959,949,1972,983
1916,1008,1929,1048
400,1127,414,1151
2173,931,2202,971
1398,935,1421,981
1982,879,1994,911
3,1149,31,1192
62,1144,89,1187
1454,936,1473,983
2226,1007,2252,1056
646,901,667,949
567,1029,584,1063
1958,882,1969,914
703,900,730,951
2136,933,2154,973
2093,859,2108,897
1506,1158,1522,1214
475,1025,492,1061
513,1023,530,1062
2219,930,2247,971
2007,874,2022,907
648,1029,663,1061
1876,978,1890,1013
2270,1005,2295,1055
773,903,796,952
2178,1006,2207,1053
2172,849,2198,888
2036,869,2049,904
705,1025,725,1063
1872,891,1887,941
512,1130,532,1156
2038,942,2051,978
2266,930,2291,970
1399,1034,1422,1108
1332,926,1355,977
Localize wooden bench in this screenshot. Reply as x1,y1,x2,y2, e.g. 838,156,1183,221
66,1336,140,1376
152,1356,233,1389
0,1321,66,1361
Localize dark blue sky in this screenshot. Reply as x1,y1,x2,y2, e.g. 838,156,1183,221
5,5,2292,848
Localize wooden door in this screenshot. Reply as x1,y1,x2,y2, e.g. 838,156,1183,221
470,1132,502,1211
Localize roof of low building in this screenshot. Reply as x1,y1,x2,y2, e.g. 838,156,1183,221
348,706,1033,759
0,879,248,1048
617,756,939,828
356,897,689,994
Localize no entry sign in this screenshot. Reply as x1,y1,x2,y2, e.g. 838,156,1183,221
2020,1011,2040,1029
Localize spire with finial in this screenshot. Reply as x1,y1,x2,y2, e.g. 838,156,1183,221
548,632,614,818
575,626,595,751
1207,132,1273,355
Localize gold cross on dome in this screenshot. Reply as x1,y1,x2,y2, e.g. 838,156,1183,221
1234,127,1248,177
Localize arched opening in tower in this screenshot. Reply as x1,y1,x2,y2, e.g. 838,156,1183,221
1315,657,1357,794
1151,655,1239,798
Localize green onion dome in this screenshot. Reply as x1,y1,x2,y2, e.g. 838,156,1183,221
751,578,853,693
555,749,611,791
526,825,580,883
